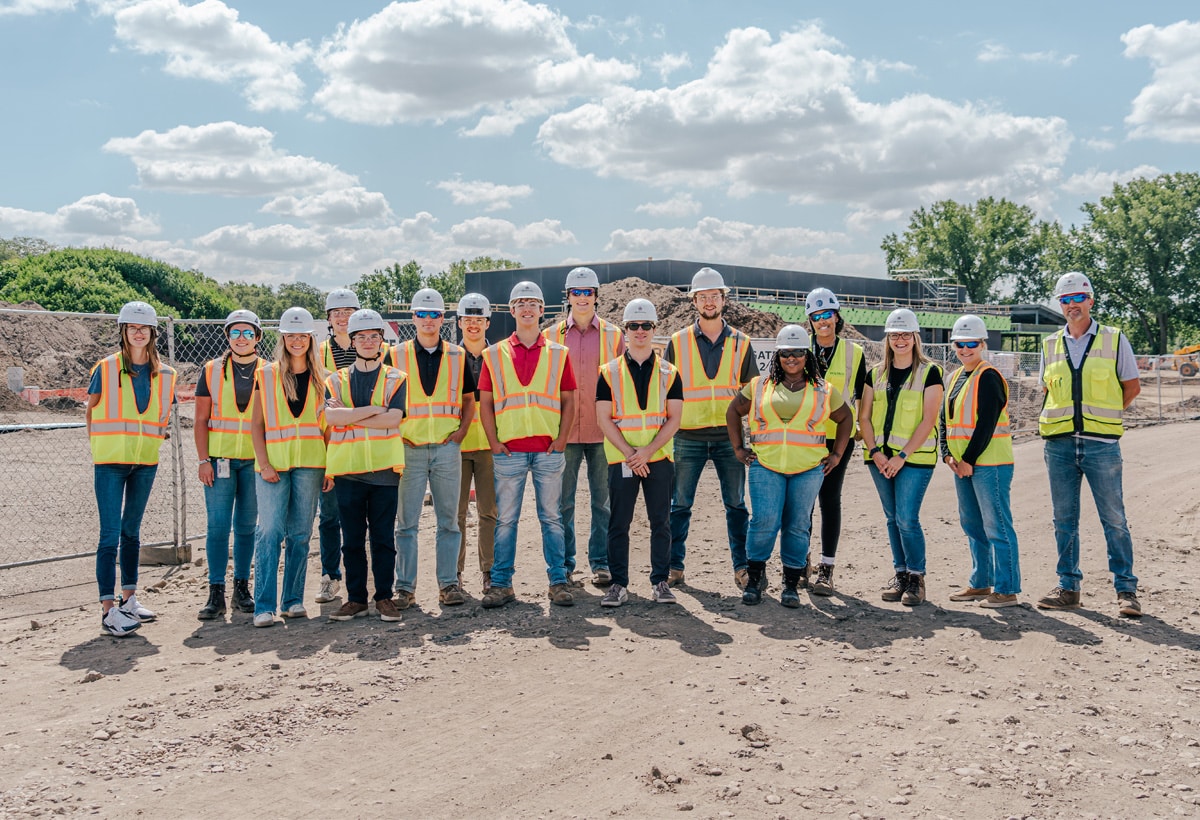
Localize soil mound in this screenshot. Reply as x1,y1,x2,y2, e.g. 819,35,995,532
0,301,114,389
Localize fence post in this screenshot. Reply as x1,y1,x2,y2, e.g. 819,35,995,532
142,316,190,565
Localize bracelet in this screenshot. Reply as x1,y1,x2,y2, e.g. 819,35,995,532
869,446,881,457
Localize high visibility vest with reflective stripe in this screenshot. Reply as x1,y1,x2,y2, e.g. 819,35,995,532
543,319,624,366
324,367,406,477
670,326,751,430
748,377,831,474
89,354,177,466
256,363,326,472
391,340,466,446
203,357,261,460
599,356,677,465
866,362,938,466
819,337,864,440
944,363,1013,465
321,338,390,373
1039,326,1125,439
484,341,566,443
461,353,489,453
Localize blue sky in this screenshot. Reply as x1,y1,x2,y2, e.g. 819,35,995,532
1,0,1196,291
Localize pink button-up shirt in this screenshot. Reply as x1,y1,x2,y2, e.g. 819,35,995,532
564,313,623,444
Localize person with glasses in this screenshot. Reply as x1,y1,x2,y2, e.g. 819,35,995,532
88,301,177,636
939,315,1021,609
542,266,624,589
1036,272,1142,617
595,299,683,606
455,293,498,593
858,309,944,606
666,267,759,592
389,288,476,609
727,325,853,607
194,310,263,620
804,288,866,595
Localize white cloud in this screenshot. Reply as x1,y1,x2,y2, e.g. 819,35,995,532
193,222,328,261
436,178,533,211
635,193,702,218
107,0,311,111
1082,137,1116,151
1123,20,1200,143
649,52,691,82
1060,165,1162,199
261,187,392,226
977,42,1077,67
606,217,842,269
0,193,158,237
311,0,638,135
450,216,575,248
0,0,75,15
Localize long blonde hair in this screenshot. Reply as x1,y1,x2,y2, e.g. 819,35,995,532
273,333,325,404
119,326,162,377
880,333,930,382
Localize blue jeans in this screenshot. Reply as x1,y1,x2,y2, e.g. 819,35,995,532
395,441,462,592
1043,437,1137,593
747,462,825,569
562,442,610,574
868,463,934,575
954,464,1021,595
253,467,324,616
490,451,566,589
317,485,342,580
203,458,257,585
94,463,159,601
669,437,749,572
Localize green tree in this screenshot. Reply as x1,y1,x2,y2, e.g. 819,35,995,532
277,282,326,316
427,255,522,303
353,260,423,311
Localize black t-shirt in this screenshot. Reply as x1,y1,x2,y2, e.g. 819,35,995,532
939,367,1007,465
412,344,478,398
284,370,314,420
331,366,407,487
874,363,943,466
195,357,258,413
813,340,866,401
665,323,758,441
595,351,684,409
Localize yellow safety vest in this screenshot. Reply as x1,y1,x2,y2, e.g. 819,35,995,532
390,340,466,446
865,362,938,466
818,337,863,439
89,353,177,466
1039,326,1125,439
599,355,677,465
461,352,489,453
748,377,831,474
256,362,326,472
321,338,390,373
944,363,1013,465
324,367,407,477
484,340,567,443
203,357,260,460
670,326,751,430
543,318,624,366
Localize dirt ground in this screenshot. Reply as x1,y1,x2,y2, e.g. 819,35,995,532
2,423,1199,819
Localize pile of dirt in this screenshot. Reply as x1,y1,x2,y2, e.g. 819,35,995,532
587,277,785,337
0,301,114,389
0,386,40,412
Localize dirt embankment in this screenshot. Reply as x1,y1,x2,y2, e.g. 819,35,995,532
0,301,114,390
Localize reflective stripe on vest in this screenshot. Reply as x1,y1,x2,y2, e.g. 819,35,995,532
819,338,863,440
600,356,677,465
484,341,566,443
204,357,260,460
256,362,326,471
324,367,406,477
944,363,1013,465
543,319,624,366
748,377,831,474
671,326,750,430
1039,326,1125,439
392,340,465,446
866,362,938,466
89,353,177,465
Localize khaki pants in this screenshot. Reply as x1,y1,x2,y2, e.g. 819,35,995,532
457,448,496,575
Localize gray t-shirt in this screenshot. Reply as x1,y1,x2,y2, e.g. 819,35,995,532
1039,320,1139,443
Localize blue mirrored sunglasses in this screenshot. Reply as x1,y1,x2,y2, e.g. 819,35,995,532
809,309,836,322
569,288,596,297
1059,293,1089,305
954,340,981,349
228,328,257,340
413,310,443,319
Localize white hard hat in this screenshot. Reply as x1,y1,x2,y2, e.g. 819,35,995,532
457,293,491,318
223,309,261,334
688,267,729,295
884,308,920,334
347,309,386,336
776,324,811,350
622,298,658,323
1053,272,1094,299
509,281,544,303
950,314,988,341
805,288,840,315
411,288,446,312
279,307,316,334
325,288,360,312
565,267,600,290
118,301,157,327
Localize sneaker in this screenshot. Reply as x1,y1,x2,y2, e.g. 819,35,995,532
600,584,628,608
734,568,750,590
548,584,574,607
328,601,369,621
592,569,614,588
101,606,141,637
393,590,417,610
118,594,157,623
439,584,466,606
653,581,677,604
980,593,1020,609
481,586,516,609
1036,586,1081,610
811,564,834,596
280,604,307,619
950,586,993,602
376,598,403,622
314,576,340,603
253,612,275,628
1117,591,1142,618
882,571,908,603
901,574,926,606
668,568,685,588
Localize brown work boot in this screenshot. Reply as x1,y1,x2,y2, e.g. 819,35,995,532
734,568,750,590
882,571,908,602
439,584,466,606
591,569,613,588
901,573,926,606
811,564,834,596
481,586,515,609
376,598,403,622
1036,586,1081,610
481,572,492,594
980,593,1019,609
548,583,575,606
667,569,685,588
327,601,368,622
1117,590,1142,618
949,586,992,602
565,571,585,589
393,590,417,610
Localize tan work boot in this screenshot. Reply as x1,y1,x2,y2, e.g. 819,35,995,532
949,586,992,602
667,569,685,588
481,586,515,609
547,584,575,607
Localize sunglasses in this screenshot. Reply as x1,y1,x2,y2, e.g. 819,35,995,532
569,288,596,297
413,310,443,319
954,340,981,349
1059,293,1089,305
777,349,808,359
228,328,257,340
809,310,836,322
624,321,656,331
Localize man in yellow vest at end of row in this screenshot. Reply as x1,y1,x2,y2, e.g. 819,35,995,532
595,299,683,606
666,267,759,591
543,266,625,589
1036,272,1142,618
392,288,477,608
479,281,578,608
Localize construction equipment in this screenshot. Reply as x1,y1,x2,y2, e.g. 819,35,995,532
1173,344,1200,377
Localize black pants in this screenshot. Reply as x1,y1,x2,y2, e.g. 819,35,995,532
607,460,673,589
335,479,399,604
813,439,854,560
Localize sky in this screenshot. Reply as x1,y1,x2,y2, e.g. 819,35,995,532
0,0,1197,292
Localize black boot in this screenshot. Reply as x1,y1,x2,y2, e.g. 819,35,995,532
780,566,803,608
231,578,254,613
742,560,767,605
197,584,226,621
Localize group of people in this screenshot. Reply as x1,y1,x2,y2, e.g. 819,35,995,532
88,267,1144,637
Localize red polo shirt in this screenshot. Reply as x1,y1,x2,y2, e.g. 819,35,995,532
478,332,577,452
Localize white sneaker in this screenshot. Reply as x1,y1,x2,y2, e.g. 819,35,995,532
314,576,340,603
102,606,141,637
280,604,307,619
253,612,275,628
118,594,157,623
600,584,627,607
